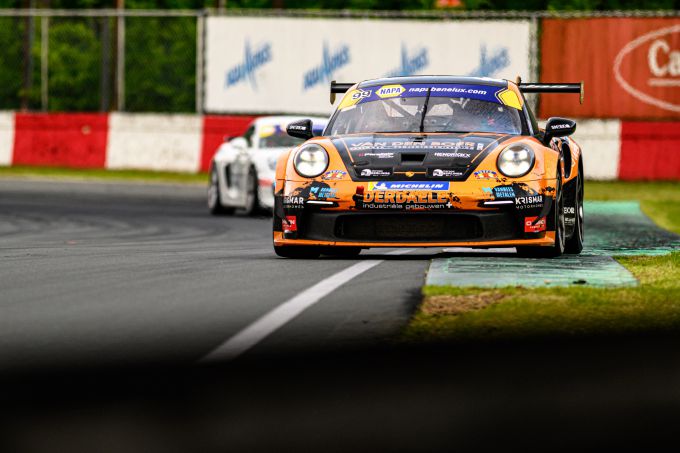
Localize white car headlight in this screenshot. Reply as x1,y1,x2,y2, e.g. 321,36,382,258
497,144,535,178
293,144,328,178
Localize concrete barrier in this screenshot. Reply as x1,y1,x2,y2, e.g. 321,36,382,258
0,112,676,180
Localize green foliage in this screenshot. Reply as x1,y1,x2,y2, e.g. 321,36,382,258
0,18,24,110
125,16,196,112
48,18,102,111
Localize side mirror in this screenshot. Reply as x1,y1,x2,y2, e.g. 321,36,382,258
544,117,576,145
230,137,248,152
287,119,314,140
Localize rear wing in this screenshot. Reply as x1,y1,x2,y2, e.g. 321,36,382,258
329,80,585,104
330,81,354,104
517,81,584,104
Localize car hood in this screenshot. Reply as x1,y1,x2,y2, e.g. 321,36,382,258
329,133,515,182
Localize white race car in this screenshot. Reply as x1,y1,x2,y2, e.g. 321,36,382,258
208,116,328,215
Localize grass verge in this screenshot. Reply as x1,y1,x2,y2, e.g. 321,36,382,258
0,166,208,185
404,181,680,343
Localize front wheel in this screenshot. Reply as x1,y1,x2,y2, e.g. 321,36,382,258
516,167,566,258
240,167,260,216
208,165,234,216
565,165,584,254
274,246,322,259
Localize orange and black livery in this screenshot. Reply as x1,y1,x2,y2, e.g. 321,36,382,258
273,76,584,258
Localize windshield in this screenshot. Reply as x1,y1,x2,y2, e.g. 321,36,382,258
258,124,305,148
328,83,524,136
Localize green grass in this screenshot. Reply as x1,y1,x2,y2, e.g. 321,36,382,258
587,181,680,234
0,165,208,185
404,180,680,343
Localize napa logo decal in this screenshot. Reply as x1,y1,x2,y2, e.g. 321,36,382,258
303,42,351,90
225,40,273,90
386,44,429,77
376,84,406,98
467,44,510,78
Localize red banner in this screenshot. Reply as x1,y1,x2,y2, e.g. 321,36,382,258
540,18,680,119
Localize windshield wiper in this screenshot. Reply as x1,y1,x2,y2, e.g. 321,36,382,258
419,87,431,133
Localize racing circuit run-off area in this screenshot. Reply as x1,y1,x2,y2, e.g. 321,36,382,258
1,4,680,452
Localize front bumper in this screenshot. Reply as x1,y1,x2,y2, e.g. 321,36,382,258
274,178,557,248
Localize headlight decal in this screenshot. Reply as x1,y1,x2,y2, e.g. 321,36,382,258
293,144,329,178
496,144,535,178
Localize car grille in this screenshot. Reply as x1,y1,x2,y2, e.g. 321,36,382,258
335,214,483,241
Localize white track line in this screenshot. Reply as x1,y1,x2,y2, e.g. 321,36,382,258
199,249,414,363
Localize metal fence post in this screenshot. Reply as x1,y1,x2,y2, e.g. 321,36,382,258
195,11,205,113
41,15,48,112
116,12,125,111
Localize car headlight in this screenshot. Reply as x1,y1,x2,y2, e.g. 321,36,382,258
496,144,535,178
293,144,328,178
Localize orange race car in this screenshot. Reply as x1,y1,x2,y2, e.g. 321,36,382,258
273,76,584,259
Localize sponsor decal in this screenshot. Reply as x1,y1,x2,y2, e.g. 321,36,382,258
408,85,489,96
288,124,308,131
564,206,575,214
386,44,429,77
376,84,406,98
433,150,476,157
482,187,493,194
359,190,458,211
360,168,392,177
515,195,544,210
549,122,572,131
474,170,498,180
283,215,297,233
303,42,351,90
225,40,272,90
614,24,680,113
368,181,450,191
357,152,395,158
310,185,338,199
283,195,305,209
349,140,483,151
432,168,464,178
524,216,546,233
322,170,347,180
492,186,515,199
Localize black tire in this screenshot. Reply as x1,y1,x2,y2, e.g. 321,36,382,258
321,247,362,257
208,165,234,216
516,166,566,258
565,164,584,254
240,167,260,216
274,245,322,259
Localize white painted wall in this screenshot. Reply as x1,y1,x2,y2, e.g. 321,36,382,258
106,113,202,172
571,119,621,180
0,112,15,166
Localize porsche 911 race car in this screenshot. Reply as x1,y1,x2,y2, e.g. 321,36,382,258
208,116,327,214
273,76,584,258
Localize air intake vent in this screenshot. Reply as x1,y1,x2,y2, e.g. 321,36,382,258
400,153,426,164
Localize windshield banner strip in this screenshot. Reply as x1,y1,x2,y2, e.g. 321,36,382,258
339,83,518,110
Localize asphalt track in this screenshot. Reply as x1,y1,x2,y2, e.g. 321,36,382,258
3,178,680,451
0,178,435,370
